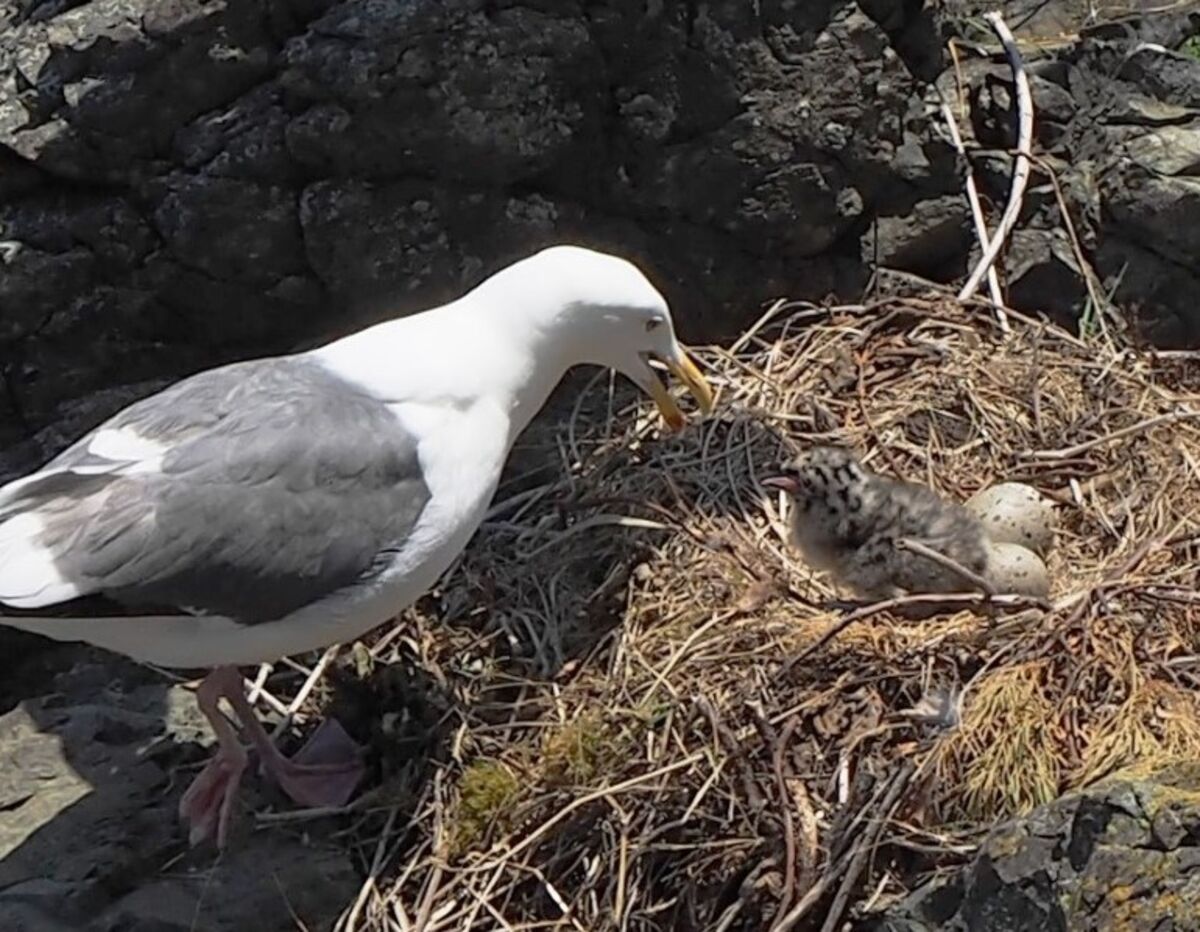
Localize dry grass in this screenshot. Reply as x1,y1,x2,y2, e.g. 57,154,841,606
259,292,1200,930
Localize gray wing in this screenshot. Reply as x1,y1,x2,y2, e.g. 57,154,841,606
0,357,431,623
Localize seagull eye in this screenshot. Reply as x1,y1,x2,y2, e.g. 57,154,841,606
645,316,664,333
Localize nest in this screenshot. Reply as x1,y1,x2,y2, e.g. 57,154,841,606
285,293,1200,930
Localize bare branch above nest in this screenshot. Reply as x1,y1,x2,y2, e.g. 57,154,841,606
942,100,1007,326
774,590,1041,683
957,11,1034,310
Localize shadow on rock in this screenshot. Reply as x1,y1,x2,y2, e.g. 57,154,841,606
0,639,455,931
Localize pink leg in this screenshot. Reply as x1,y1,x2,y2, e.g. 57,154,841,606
179,667,366,848
178,668,248,848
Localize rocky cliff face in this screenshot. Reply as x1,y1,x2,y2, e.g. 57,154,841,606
870,762,1200,931
2,0,1196,479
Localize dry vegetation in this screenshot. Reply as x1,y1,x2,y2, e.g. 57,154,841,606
255,292,1200,930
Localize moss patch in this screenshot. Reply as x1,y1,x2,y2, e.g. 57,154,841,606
449,760,522,856
539,710,630,787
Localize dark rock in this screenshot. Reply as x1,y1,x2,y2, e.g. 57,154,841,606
1002,229,1089,333
2,0,1199,478
2,0,930,475
870,763,1200,930
1097,236,1200,348
0,0,281,183
864,194,970,280
930,8,1200,348
0,5,1199,925
282,1,604,185
0,649,359,932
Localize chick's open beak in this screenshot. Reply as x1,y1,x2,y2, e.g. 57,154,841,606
644,343,714,431
761,475,800,493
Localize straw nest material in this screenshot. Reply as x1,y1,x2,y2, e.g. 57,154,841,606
278,293,1200,930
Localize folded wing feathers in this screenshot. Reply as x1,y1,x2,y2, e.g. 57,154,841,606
0,427,168,607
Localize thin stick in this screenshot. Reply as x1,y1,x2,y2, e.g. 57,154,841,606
958,11,1033,303
769,846,858,932
774,592,1037,682
271,645,340,738
1030,325,1045,443
941,101,1006,323
246,662,272,704
1060,535,1163,629
771,762,912,932
466,755,701,871
895,537,996,596
772,724,798,922
243,678,291,719
818,761,915,932
1012,150,1113,347
413,771,447,932
1029,410,1200,460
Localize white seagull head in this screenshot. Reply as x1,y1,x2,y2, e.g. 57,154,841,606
476,244,715,430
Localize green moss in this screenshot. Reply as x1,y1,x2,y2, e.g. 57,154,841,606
449,760,522,855
541,710,629,787
1182,35,1200,61
1108,760,1200,813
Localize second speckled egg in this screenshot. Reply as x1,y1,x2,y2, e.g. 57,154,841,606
983,541,1051,598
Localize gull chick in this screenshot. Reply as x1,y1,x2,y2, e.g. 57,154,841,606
763,446,993,600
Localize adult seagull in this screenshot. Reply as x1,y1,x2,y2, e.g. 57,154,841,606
0,245,714,846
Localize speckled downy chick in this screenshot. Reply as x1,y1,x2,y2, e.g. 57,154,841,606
764,447,1048,599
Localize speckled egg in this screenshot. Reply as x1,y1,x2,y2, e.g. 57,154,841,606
983,541,1050,598
965,482,1057,557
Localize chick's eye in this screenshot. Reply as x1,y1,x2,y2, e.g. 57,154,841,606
645,317,663,333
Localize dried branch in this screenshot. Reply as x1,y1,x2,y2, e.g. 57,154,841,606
958,11,1034,304
941,101,1007,325
774,591,1037,684
819,761,915,932
895,537,997,596
1029,410,1200,460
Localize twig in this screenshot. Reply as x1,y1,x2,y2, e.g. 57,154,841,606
340,806,402,932
414,771,447,932
940,101,1006,324
1025,151,1114,347
771,762,913,932
958,11,1033,304
696,695,765,809
521,513,671,561
1028,410,1200,460
818,761,915,932
765,716,820,930
1030,325,1045,443
895,537,996,596
774,592,1037,683
247,662,273,704
769,846,857,932
1061,535,1163,629
466,755,702,871
768,717,799,924
713,862,774,932
271,644,340,738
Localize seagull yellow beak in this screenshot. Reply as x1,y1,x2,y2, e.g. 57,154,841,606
645,343,715,432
